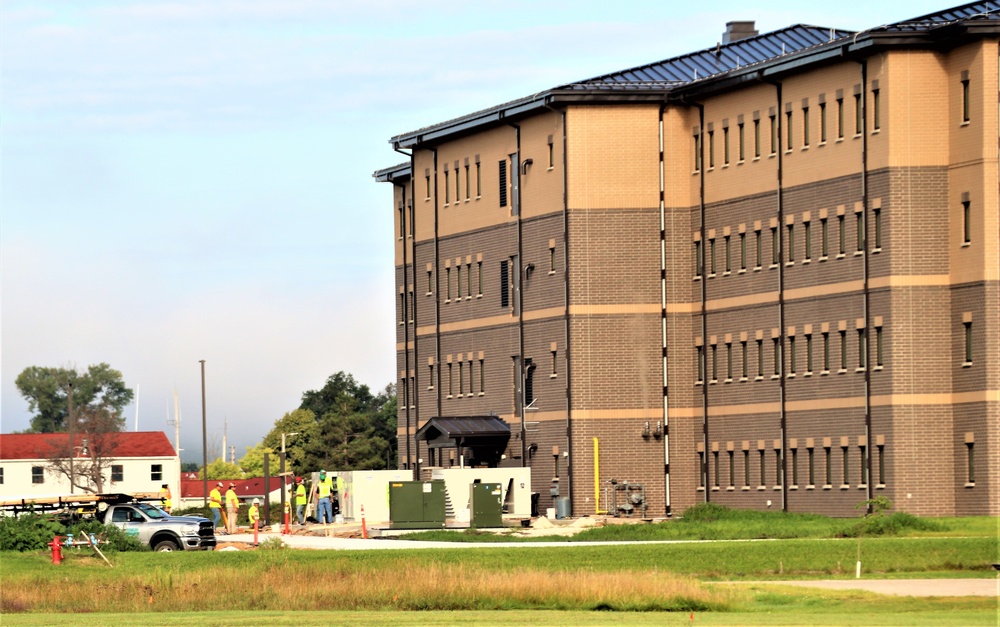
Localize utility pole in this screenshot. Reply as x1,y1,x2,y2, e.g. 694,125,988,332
67,382,75,495
200,360,208,508
280,432,298,528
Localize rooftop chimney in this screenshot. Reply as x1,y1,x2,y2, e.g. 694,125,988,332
723,21,758,44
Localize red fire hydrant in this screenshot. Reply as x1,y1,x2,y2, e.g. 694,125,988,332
49,535,63,565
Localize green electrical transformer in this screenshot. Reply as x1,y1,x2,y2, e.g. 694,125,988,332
388,480,446,529
469,482,503,528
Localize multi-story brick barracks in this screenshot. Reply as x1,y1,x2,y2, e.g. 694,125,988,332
376,2,998,517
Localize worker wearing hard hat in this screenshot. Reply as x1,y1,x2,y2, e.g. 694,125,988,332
294,476,307,525
248,498,261,531
225,482,239,534
208,482,224,531
317,470,334,524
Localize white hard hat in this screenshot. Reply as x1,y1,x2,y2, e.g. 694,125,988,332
252,498,260,505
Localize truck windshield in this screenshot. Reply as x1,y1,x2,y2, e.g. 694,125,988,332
136,503,168,519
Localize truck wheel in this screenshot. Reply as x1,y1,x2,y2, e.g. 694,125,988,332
154,540,179,552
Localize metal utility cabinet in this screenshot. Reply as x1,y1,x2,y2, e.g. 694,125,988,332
388,481,446,529
469,482,503,528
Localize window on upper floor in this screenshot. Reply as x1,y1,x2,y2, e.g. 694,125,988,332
872,89,880,131
802,106,810,147
820,102,827,142
498,160,508,207
961,75,970,123
151,464,163,482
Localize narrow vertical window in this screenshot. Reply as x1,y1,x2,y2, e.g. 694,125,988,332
724,235,731,273
808,447,815,486
741,341,748,379
877,444,885,485
711,343,718,382
726,342,733,381
445,267,451,301
468,358,474,394
697,346,705,383
755,229,762,269
744,450,751,487
425,174,431,199
824,446,832,486
837,97,845,139
962,200,971,244
964,321,973,364
856,212,864,252
785,110,793,150
457,361,463,396
966,442,974,483
822,332,830,372
770,226,778,266
498,160,508,207
738,123,745,161
699,452,706,488
465,165,471,200
408,290,414,323
759,450,766,487
693,133,702,172
713,451,720,487
428,364,434,390
821,217,829,258
756,338,764,378
773,337,780,376
860,445,868,485
769,114,777,155
739,232,746,270
789,336,797,374
820,102,827,142
775,449,782,485
476,162,482,197
858,328,866,369
444,170,450,204
477,261,483,296
804,221,812,260
447,362,453,397
427,269,433,294
499,261,509,308
961,77,970,123
802,106,810,146
455,166,460,201
467,263,472,298
728,451,735,488
875,325,884,367
839,329,847,371
548,138,554,168
787,223,795,262
842,446,850,486
873,208,882,249
399,294,405,323
549,245,556,272
806,334,814,373
551,348,558,377
754,119,761,158
397,205,404,238
723,127,730,165
456,265,462,299
709,238,716,275
872,89,880,131
791,448,799,486
694,240,703,277
838,214,846,255
708,130,715,168
854,93,862,135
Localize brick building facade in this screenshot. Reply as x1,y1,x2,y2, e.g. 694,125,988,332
376,3,999,517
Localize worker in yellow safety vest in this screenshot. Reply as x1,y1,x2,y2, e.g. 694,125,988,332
316,470,334,524
209,482,224,532
248,498,261,530
294,476,307,525
159,484,172,514
225,482,239,534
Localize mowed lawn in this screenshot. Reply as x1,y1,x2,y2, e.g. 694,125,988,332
1,531,996,626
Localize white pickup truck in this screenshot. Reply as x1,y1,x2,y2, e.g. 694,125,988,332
101,502,216,552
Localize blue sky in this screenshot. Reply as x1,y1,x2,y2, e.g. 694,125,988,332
1,1,950,462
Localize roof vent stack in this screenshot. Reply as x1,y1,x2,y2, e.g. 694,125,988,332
723,21,758,44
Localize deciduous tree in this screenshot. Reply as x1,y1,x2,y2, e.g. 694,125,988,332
15,363,133,433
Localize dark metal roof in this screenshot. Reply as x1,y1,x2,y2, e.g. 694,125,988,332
373,162,410,183
415,416,511,440
875,1,999,32
383,2,1000,154
565,25,852,89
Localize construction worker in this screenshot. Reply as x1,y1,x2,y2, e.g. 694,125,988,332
316,470,334,524
248,498,261,531
294,476,307,525
225,482,239,534
159,484,172,514
209,482,224,532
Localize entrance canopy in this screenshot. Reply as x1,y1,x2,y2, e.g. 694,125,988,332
415,416,511,467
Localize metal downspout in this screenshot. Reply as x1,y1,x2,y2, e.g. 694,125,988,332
394,146,413,474
856,59,873,509
693,100,709,502
509,122,527,468
765,78,789,513
543,101,573,508
658,101,672,516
